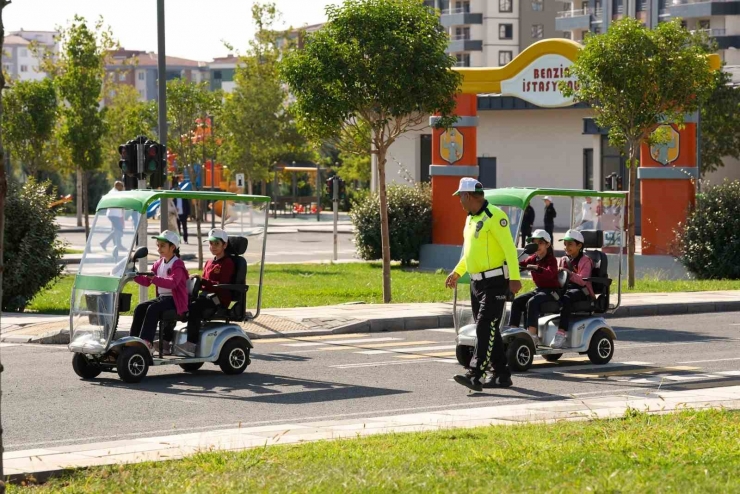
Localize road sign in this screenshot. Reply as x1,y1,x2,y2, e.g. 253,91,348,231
235,173,245,188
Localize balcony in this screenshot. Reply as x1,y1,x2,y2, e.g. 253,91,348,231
667,0,740,18
440,7,483,28
555,8,592,30
446,38,483,52
691,28,740,48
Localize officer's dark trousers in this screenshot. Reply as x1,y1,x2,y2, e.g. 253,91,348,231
469,275,510,379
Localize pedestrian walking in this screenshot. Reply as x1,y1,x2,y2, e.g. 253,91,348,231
167,198,179,233
520,204,535,248
445,178,522,392
543,196,556,241
100,181,125,254
175,196,191,244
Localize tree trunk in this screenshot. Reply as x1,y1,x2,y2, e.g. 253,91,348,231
195,204,203,271
82,171,90,239
627,153,637,289
76,167,83,227
376,146,392,303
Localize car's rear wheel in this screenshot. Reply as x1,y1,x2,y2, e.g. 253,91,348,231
218,338,250,375
117,346,150,383
506,337,535,372
587,329,614,365
456,345,474,367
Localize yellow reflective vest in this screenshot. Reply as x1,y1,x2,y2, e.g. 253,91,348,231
453,202,521,281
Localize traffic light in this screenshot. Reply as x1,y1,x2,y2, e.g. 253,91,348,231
337,178,346,201
118,141,136,177
144,140,166,189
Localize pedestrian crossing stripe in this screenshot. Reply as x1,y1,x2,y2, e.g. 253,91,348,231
397,352,457,359
283,337,402,347
311,340,439,351
558,365,699,379
260,333,371,344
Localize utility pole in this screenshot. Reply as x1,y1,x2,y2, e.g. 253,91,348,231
157,0,169,232
210,114,216,229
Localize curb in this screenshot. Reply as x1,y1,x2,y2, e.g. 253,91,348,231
8,299,740,346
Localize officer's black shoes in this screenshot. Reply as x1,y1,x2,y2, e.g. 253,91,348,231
482,374,513,388
454,371,483,392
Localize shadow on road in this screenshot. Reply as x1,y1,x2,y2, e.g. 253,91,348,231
613,325,736,344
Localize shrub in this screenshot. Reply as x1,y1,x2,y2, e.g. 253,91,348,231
2,179,66,311
349,183,431,265
678,179,740,279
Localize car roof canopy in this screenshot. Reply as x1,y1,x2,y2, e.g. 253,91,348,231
484,187,628,210
96,190,270,214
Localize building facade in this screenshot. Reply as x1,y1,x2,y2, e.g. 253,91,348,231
425,0,558,67
106,49,208,102
3,30,58,82
556,0,740,65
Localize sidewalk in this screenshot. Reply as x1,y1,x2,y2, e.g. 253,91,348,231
7,384,740,482
3,290,740,344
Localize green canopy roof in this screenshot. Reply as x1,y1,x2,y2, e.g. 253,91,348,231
96,189,270,214
484,188,627,210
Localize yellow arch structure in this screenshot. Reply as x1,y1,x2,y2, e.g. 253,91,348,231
452,38,721,96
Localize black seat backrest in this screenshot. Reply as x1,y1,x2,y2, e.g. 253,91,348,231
580,229,609,312
225,235,248,320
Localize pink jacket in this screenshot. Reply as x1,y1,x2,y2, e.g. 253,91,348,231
559,254,595,298
134,257,189,315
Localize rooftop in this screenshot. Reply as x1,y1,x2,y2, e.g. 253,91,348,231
107,49,206,68
4,35,30,46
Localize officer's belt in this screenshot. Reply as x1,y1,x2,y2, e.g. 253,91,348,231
470,265,508,281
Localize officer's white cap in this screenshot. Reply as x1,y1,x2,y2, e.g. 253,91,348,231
453,177,483,196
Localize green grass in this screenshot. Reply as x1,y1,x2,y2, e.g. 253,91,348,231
12,409,740,493
63,248,84,255
24,263,740,315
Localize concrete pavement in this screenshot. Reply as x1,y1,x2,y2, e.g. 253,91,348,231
3,290,740,344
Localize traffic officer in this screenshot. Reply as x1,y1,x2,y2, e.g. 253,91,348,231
445,177,522,392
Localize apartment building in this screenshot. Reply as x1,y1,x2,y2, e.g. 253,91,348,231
106,49,209,101
424,0,558,67
3,29,58,82
556,0,740,64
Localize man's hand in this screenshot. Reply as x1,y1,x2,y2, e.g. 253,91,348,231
445,272,460,289
509,280,522,294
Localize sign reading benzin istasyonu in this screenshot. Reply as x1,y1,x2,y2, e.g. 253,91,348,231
499,54,579,108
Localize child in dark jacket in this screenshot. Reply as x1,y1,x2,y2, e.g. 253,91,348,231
508,229,559,347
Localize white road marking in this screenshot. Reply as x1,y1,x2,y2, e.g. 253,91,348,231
283,337,401,347
268,340,442,355
426,328,457,334
331,359,439,369
356,345,456,355
678,357,740,364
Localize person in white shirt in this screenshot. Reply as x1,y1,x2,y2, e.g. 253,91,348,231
100,181,125,253
578,197,598,230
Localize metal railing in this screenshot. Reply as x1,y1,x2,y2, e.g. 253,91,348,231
556,7,593,17
443,6,472,14
450,33,472,40
693,28,727,35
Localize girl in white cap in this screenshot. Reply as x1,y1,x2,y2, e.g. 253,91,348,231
131,230,189,354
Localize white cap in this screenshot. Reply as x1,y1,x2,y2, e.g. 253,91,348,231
543,196,553,202
152,230,181,248
452,177,483,196
527,229,551,244
561,229,585,244
207,228,228,243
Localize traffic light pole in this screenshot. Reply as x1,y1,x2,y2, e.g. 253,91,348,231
157,0,169,233
137,143,149,304
333,178,338,261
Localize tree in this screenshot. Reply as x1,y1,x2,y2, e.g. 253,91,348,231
2,79,58,179
102,82,157,179
50,16,116,236
167,78,220,268
700,69,740,178
561,18,715,288
222,2,314,194
0,1,10,488
280,0,461,302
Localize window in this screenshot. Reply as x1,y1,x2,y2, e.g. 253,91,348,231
563,31,572,39
581,1,588,9
499,0,512,12
455,26,471,40
138,89,145,98
118,72,126,82
531,24,544,39
532,0,544,11
138,71,145,81
455,53,471,67
499,51,513,66
20,48,28,57
499,23,513,40
699,20,710,30
213,70,222,80
20,65,28,72
456,1,470,12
